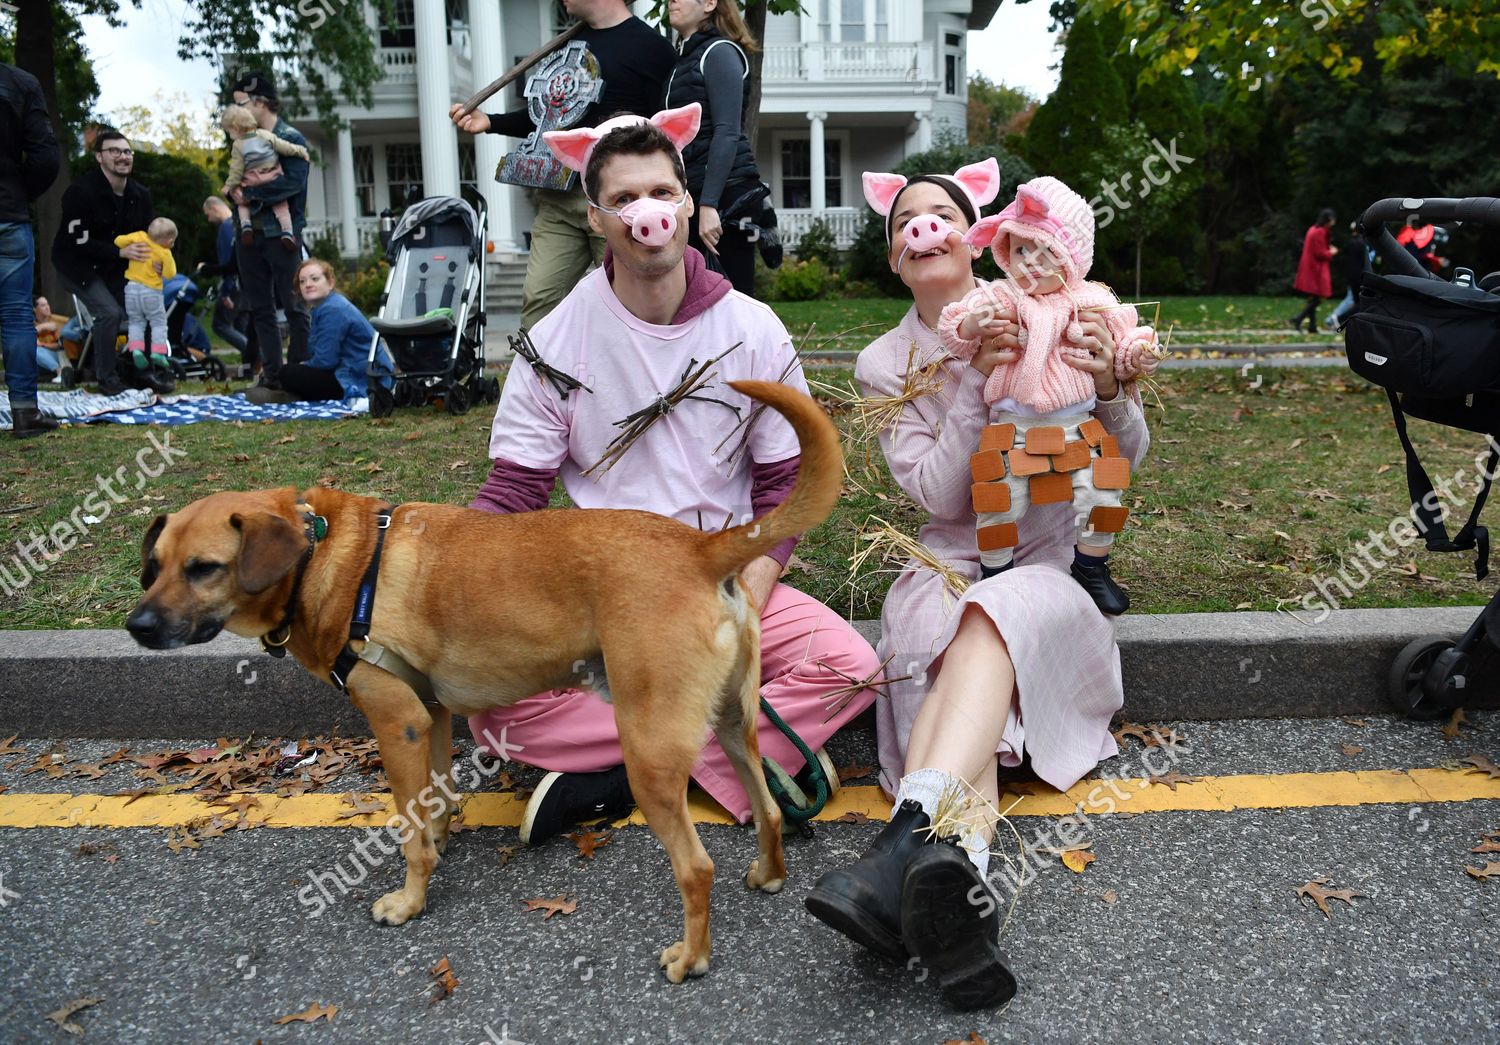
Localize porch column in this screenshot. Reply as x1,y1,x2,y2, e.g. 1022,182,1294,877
336,122,359,259
414,0,460,199
808,110,827,216
915,111,933,153
469,0,519,251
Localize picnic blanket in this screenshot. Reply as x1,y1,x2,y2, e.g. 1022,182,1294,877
1,389,368,429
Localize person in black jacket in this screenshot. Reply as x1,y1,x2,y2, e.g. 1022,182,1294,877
50,129,164,397
664,0,763,296
1,62,61,437
450,0,676,329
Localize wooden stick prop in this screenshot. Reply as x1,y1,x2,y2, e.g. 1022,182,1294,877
455,21,587,117
817,652,913,724
509,331,593,400
581,343,744,478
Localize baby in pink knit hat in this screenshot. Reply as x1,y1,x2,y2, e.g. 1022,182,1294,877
936,175,1161,614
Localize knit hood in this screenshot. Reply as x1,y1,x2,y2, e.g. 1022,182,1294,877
972,175,1095,287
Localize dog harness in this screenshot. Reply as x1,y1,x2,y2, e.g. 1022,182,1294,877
328,504,395,692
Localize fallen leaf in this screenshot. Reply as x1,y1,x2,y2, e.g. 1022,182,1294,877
70,763,106,780
1376,463,1393,474
1215,498,1250,511
782,553,819,576
1289,438,1305,450
0,733,26,756
119,782,192,805
336,792,387,818
98,746,133,766
834,810,873,824
1464,861,1500,880
1147,772,1198,791
165,826,201,854
1295,877,1366,919
1340,744,1364,756
1460,754,1500,779
1469,839,1500,854
523,895,578,919
1111,722,1157,747
836,763,873,783
495,844,517,867
1235,601,1253,610
1100,889,1119,904
273,1002,338,1025
274,434,296,445
1341,717,1367,727
1442,709,1470,739
1061,849,1096,873
403,430,422,441
213,794,263,815
428,956,459,1004
567,829,612,860
943,1033,987,1045
46,997,101,1035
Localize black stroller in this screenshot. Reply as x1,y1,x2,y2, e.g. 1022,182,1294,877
1344,196,1500,718
163,275,231,382
367,196,498,417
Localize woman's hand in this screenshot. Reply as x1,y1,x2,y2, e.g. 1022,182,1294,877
968,323,1022,377
1061,316,1121,399
698,205,723,254
448,104,491,135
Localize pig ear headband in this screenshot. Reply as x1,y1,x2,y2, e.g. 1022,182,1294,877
544,102,703,179
863,157,1003,240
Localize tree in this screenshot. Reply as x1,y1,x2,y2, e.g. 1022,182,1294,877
1077,0,1500,95
1019,14,1128,181
10,0,389,303
108,91,226,182
968,75,1036,145
1078,122,1196,297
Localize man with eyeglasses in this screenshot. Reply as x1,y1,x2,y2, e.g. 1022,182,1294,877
51,128,166,396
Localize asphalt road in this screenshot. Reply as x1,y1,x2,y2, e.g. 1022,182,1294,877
2,713,1497,1044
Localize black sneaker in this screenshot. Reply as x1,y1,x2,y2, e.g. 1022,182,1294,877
1070,559,1130,615
520,765,634,846
900,838,1017,1010
97,375,127,397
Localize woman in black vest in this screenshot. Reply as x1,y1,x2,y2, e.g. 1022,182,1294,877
665,0,762,296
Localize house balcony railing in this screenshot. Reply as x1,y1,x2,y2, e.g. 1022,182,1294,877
761,41,931,84
302,217,384,257
778,206,864,249
376,44,473,92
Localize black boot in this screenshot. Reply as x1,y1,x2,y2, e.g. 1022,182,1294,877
11,406,60,439
1071,557,1130,615
805,799,932,961
901,838,1017,1010
979,560,1014,581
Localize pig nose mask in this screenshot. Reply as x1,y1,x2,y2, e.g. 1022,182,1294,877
591,195,687,245
896,213,960,271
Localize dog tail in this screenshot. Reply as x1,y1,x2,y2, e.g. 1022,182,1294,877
701,380,843,580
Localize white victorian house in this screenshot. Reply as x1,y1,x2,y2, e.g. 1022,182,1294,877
293,0,1000,297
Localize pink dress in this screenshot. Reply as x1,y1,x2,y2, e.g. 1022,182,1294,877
853,304,1151,796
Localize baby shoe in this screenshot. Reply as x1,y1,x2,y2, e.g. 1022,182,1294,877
126,340,147,369
149,344,171,369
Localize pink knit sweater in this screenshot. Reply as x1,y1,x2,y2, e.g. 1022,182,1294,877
937,278,1159,413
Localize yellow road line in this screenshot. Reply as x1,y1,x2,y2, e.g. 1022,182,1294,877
0,768,1496,830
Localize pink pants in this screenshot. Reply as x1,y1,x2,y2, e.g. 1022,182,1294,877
467,583,882,823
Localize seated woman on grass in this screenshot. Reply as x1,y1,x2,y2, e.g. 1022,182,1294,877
803,162,1151,1010
247,259,393,405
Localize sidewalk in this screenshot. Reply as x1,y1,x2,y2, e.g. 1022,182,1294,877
3,608,1498,738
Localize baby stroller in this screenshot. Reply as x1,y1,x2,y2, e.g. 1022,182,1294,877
163,275,230,382
367,196,498,417
62,293,175,394
1343,195,1500,718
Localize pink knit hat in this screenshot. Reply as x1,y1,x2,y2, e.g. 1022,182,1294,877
966,175,1095,285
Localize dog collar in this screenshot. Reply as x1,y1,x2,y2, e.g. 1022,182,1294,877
259,505,326,658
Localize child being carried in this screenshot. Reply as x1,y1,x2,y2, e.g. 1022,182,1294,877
220,103,308,250
936,176,1162,615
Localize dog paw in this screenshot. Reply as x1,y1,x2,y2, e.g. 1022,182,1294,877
658,941,709,983
370,889,423,926
744,857,785,893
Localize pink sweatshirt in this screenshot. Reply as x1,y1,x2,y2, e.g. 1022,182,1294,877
938,278,1159,414
471,246,804,565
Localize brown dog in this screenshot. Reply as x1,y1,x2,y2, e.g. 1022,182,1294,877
126,380,841,982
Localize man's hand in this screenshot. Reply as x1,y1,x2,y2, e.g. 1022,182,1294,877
739,556,782,612
221,295,235,310
152,261,164,277
449,104,491,134
120,242,152,262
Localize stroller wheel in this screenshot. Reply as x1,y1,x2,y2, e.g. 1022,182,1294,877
1388,635,1464,720
392,380,414,408
369,384,395,418
485,376,500,404
443,380,470,416
209,358,228,381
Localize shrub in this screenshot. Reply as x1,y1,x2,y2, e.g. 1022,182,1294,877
342,259,391,316
772,258,828,301
795,217,841,270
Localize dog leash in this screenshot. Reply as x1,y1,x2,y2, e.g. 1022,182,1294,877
759,696,832,825
329,504,396,692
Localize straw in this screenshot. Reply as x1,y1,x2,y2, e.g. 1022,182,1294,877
846,516,969,617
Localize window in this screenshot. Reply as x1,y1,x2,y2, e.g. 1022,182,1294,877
944,31,963,95
780,138,842,209
839,0,865,42
353,144,376,217
380,0,415,48
386,143,424,211
820,0,886,42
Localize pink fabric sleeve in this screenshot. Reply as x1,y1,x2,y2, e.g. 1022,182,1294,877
469,457,558,515
750,454,800,567
937,300,981,359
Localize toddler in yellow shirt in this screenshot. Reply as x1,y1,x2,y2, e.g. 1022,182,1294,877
114,217,178,370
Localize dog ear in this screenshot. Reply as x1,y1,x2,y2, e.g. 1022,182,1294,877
140,514,168,590
231,511,307,595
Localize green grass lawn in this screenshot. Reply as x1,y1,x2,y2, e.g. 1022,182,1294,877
770,295,1337,353
4,363,1495,630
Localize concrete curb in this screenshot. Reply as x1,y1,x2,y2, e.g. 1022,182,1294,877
3,608,1497,738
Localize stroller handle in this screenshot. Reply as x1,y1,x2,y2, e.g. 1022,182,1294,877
1355,196,1500,282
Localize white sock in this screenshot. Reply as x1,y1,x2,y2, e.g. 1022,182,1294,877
896,768,991,877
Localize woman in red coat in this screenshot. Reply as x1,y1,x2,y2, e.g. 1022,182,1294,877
1290,208,1339,333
